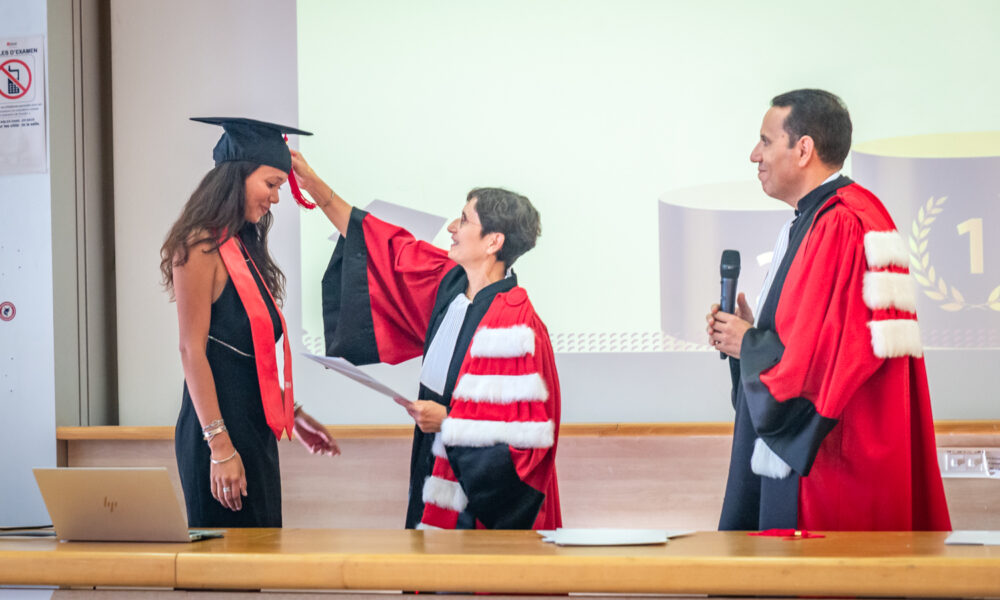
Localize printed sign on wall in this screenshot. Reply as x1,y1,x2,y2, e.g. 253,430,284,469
0,36,46,175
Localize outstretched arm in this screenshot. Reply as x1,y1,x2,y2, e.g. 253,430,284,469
290,150,352,236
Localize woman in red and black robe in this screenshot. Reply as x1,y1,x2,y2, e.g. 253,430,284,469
293,151,561,530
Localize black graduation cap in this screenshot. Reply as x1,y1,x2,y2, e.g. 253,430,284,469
191,117,312,174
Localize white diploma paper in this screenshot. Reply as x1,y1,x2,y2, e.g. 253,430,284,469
302,353,412,407
945,530,1000,546
536,528,694,546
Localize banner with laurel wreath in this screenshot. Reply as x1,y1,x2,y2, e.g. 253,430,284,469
854,148,999,348
909,196,1000,313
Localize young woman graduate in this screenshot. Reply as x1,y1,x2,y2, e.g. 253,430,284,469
161,118,339,528
291,151,561,531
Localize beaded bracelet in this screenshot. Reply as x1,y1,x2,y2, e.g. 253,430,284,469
210,450,239,465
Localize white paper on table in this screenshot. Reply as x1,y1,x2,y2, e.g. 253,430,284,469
536,528,694,546
302,353,411,406
945,530,1000,545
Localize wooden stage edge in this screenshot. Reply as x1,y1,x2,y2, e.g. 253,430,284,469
1,529,999,597
56,419,1000,440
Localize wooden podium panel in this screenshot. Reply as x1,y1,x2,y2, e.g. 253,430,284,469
2,529,998,596
0,538,176,587
171,529,1000,597
57,424,1000,531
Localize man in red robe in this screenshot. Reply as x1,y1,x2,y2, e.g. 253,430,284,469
707,89,951,531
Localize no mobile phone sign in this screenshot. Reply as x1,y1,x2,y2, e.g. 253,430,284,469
0,58,31,100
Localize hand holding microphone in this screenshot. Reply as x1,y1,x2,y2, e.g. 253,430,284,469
707,250,753,359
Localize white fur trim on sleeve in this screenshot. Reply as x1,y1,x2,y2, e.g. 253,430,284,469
416,522,442,530
750,438,792,480
868,319,923,358
864,230,908,269
863,271,917,312
422,475,468,512
452,373,548,404
431,432,447,459
470,325,536,358
441,418,555,449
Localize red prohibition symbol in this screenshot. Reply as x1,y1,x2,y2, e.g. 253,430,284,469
0,301,15,322
0,59,32,100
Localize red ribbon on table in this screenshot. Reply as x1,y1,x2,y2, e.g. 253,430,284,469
748,529,825,540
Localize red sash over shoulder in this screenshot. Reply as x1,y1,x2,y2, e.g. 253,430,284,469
218,236,295,440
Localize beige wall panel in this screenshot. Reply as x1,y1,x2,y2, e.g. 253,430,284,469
66,432,999,530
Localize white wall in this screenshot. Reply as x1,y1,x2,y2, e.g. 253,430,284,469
296,0,1000,339
111,0,300,425
0,0,55,527
292,0,1000,425
111,0,1000,427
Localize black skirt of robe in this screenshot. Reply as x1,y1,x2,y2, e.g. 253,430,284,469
175,244,283,528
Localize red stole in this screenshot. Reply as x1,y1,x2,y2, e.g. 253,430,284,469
217,236,295,440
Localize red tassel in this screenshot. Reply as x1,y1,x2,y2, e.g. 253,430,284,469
288,168,316,209
284,135,316,209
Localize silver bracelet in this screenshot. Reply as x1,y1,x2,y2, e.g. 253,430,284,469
210,450,238,465
203,423,228,443
201,418,224,432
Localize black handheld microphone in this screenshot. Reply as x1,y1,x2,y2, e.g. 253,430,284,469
719,250,741,359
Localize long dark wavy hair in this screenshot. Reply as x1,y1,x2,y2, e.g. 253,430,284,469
160,161,285,304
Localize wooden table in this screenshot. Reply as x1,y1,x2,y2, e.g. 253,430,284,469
1,529,998,597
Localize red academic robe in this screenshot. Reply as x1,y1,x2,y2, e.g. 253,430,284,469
322,208,562,530
725,178,951,531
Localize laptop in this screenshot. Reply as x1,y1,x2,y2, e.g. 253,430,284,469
33,467,223,542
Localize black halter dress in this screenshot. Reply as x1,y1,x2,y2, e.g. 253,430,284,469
174,243,283,527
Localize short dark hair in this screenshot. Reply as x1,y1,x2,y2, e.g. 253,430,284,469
771,89,852,168
467,187,541,268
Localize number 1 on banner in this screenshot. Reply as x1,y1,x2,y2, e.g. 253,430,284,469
956,218,984,275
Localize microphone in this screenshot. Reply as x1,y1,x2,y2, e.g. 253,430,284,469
719,250,741,359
